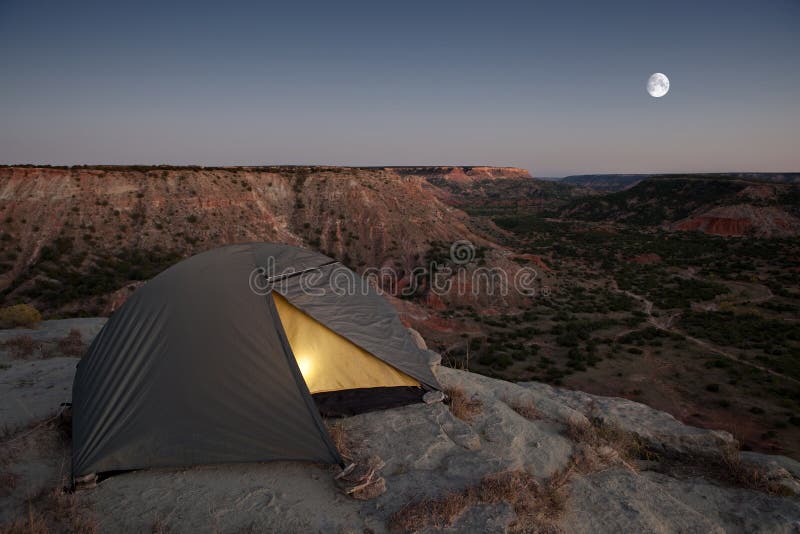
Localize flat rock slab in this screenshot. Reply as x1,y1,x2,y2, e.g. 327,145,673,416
0,357,78,429
0,318,104,429
89,462,371,533
0,318,106,344
521,381,736,456
1,321,798,533
565,468,800,534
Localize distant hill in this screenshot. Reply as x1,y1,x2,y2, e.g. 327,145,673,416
562,173,800,192
561,174,653,191
0,165,538,318
422,173,589,215
558,176,800,236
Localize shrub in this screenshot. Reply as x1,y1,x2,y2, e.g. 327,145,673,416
58,329,86,357
0,304,42,328
1,335,42,358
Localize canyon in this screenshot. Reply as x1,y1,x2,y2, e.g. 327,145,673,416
1,165,799,460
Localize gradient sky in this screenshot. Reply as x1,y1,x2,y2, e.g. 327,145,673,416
1,1,797,176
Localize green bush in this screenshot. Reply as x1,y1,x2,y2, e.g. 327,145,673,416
0,304,42,328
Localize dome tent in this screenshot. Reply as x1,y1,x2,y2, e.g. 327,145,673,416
71,243,439,481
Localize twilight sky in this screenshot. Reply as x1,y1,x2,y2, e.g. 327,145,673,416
1,0,797,176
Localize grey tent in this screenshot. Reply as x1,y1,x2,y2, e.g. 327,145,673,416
72,243,439,480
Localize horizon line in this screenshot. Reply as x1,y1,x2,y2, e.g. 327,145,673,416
2,164,799,178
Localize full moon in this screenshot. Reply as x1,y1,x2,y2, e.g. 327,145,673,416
647,73,670,97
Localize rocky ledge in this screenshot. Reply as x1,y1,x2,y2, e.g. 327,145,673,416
1,319,799,533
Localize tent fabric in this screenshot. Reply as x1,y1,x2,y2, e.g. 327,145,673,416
72,243,439,479
276,262,439,390
272,293,420,394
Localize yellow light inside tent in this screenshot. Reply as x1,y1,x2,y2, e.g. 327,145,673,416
295,356,314,381
272,293,419,394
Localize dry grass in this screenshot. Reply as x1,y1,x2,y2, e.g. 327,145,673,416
387,468,570,533
564,418,648,473
8,482,100,534
326,422,386,500
1,336,43,359
566,416,795,497
653,447,796,497
326,422,353,462
0,412,96,534
389,488,472,531
507,399,541,420
0,329,86,360
57,329,86,357
722,452,795,496
151,514,169,533
0,470,20,497
444,386,483,423
0,413,71,460
719,450,794,496
565,418,638,454
2,508,50,534
342,455,387,500
480,469,569,533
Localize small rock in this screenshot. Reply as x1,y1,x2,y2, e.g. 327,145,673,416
423,390,445,404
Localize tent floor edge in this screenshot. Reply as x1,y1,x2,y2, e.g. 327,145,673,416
314,386,426,417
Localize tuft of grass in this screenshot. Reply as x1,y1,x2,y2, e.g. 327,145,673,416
566,414,796,497
151,514,169,533
327,422,386,500
1,336,42,359
387,468,569,533
326,422,353,462
653,447,796,497
388,488,472,531
720,450,795,496
479,469,569,533
564,417,647,472
2,506,50,534
445,386,483,423
0,470,20,497
1,412,95,534
0,412,72,470
14,481,99,534
507,398,541,421
57,329,86,357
